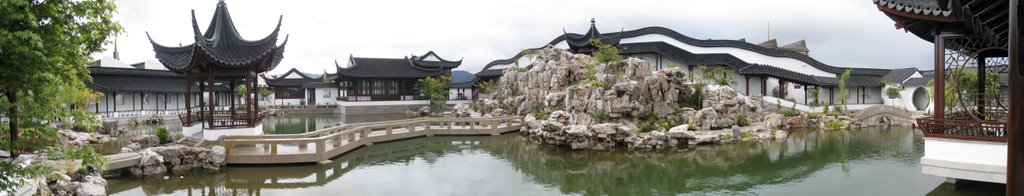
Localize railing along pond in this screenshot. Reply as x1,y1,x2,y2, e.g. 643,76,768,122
222,116,524,164
916,117,1008,143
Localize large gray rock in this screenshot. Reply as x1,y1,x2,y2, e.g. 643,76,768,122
207,146,226,168
130,135,160,149
75,175,107,196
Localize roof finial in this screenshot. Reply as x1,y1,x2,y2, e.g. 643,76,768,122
113,37,120,60
590,18,595,26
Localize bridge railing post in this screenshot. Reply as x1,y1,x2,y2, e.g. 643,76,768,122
316,139,325,156
270,142,278,155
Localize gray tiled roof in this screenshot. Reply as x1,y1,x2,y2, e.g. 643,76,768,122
148,1,287,74
336,56,449,78
880,68,919,83
873,0,951,17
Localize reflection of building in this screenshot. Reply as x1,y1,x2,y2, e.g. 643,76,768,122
474,19,931,111
873,0,1020,188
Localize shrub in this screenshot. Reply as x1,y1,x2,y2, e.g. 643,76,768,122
156,126,171,144
825,121,845,129
740,130,754,139
592,108,608,124
590,38,622,64
470,102,486,113
806,112,820,119
516,66,529,73
736,115,751,127
45,146,109,172
679,83,705,109
533,111,550,120
777,108,800,117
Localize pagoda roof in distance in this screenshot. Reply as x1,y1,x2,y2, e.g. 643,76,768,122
565,18,622,48
336,52,459,78
148,0,288,74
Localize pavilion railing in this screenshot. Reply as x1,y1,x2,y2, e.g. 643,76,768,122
916,117,1007,142
179,110,266,128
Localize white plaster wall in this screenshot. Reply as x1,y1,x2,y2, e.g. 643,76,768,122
921,138,1007,183
337,100,430,106
865,87,883,104
313,87,336,105
276,99,303,106
449,87,473,100
485,54,538,71
766,77,781,100
97,56,131,68
283,72,305,79
746,76,765,96
882,84,921,111
618,34,835,77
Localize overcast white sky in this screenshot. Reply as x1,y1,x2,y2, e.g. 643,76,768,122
96,0,933,75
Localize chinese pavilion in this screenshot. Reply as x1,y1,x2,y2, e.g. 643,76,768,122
874,0,1021,192
148,0,287,136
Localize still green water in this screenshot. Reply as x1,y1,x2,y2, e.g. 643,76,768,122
105,124,1003,195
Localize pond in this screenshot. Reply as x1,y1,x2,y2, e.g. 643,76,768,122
104,123,1004,195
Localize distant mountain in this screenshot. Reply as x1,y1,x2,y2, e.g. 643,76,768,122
451,70,474,83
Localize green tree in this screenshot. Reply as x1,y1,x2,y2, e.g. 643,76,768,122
884,82,903,106
417,76,451,113
258,88,273,101
837,69,852,113
235,85,248,98
589,38,622,64
0,0,121,192
810,86,821,108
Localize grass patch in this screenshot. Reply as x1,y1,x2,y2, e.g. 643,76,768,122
825,121,845,129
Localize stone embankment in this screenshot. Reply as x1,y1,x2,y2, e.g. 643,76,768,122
121,135,226,177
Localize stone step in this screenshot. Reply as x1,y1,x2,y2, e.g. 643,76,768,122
178,136,205,147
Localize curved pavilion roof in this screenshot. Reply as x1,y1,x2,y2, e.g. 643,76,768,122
336,52,460,78
148,1,288,74
873,0,1016,49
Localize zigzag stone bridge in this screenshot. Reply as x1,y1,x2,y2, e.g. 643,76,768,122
222,116,524,164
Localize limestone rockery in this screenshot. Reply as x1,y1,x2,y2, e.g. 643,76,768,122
477,46,786,150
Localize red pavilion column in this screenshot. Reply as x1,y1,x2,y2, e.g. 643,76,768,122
1007,0,1021,193
933,32,945,119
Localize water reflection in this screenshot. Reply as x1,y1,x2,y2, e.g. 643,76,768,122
106,126,1000,195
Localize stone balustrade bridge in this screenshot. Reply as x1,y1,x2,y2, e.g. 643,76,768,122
851,105,916,126
102,116,524,169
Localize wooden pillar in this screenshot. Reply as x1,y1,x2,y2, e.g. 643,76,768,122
208,72,215,128
933,33,945,119
762,76,767,96
230,80,236,115
186,77,191,124
744,75,750,95
112,92,117,112
1007,0,1021,193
